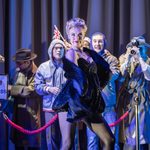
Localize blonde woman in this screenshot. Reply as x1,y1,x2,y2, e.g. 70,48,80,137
53,18,115,150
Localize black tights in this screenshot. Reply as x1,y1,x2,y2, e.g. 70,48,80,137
83,115,115,150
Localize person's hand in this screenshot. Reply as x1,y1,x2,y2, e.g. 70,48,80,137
125,46,141,65
48,87,60,95
127,46,140,58
131,47,141,62
8,85,12,91
64,40,72,50
126,47,133,61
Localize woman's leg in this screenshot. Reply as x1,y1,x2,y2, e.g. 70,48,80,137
58,112,76,150
83,116,115,150
90,122,115,150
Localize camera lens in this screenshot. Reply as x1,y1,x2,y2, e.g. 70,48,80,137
130,49,136,55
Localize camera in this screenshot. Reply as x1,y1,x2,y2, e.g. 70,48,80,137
130,49,137,55
129,39,140,55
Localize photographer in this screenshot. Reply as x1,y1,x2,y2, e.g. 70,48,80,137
118,36,150,150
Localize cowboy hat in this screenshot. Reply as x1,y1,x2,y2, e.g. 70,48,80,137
13,48,37,62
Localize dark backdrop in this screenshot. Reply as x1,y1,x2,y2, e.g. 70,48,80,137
1,0,150,149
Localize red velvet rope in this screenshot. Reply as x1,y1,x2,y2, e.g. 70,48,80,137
109,111,129,127
3,113,58,134
3,110,130,134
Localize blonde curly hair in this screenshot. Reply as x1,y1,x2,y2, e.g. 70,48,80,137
66,18,87,36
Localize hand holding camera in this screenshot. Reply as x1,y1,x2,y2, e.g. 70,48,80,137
129,47,140,56
125,46,140,68
126,38,141,61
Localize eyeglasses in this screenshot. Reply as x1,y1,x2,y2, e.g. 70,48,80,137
53,46,64,50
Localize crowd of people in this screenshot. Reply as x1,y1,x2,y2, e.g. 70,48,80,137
1,17,150,150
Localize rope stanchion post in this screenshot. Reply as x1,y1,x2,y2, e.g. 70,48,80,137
134,96,140,150
109,109,130,127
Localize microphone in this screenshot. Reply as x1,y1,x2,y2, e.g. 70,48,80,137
0,55,5,62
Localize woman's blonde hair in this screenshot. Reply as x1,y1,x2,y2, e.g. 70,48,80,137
66,18,87,36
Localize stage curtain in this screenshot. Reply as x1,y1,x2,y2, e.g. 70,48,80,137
0,0,150,149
